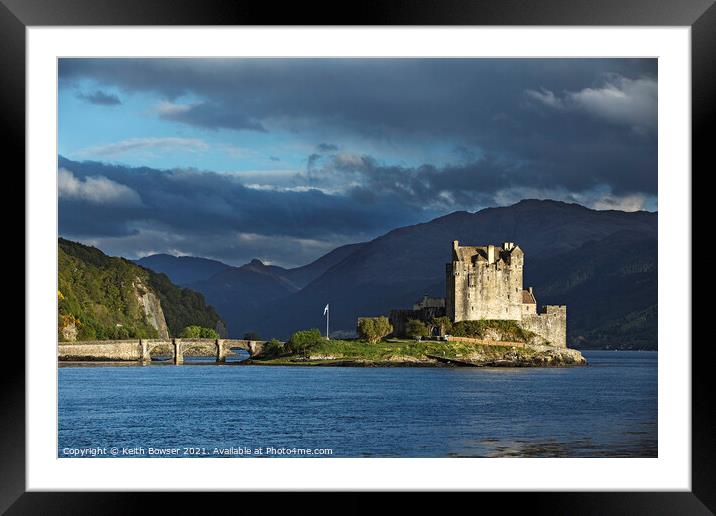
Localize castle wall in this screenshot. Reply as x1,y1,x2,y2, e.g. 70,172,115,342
389,307,446,338
521,302,537,317
521,306,567,348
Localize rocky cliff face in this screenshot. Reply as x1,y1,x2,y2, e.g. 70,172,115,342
59,315,79,342
133,278,170,338
461,345,587,366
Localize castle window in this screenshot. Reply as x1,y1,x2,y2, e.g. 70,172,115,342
468,274,476,287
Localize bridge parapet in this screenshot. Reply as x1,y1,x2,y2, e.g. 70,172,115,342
59,338,268,363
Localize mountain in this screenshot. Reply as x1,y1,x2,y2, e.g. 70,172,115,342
278,242,366,287
135,254,230,285
58,238,223,341
238,200,657,349
527,229,657,349
137,242,366,338
187,259,301,337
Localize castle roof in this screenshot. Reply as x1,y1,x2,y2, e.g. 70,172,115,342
522,290,536,304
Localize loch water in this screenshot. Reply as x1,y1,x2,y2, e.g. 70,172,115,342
58,350,657,458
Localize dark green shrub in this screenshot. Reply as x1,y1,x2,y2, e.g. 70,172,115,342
243,331,261,340
263,339,285,356
288,328,323,355
357,316,393,343
451,320,531,341
432,316,453,336
406,319,429,339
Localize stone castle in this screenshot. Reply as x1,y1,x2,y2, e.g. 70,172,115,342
390,240,567,347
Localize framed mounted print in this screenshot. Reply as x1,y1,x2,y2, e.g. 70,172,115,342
6,0,712,512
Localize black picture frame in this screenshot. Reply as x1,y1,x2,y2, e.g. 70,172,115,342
5,0,710,513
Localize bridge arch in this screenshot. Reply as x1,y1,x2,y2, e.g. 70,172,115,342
142,338,266,364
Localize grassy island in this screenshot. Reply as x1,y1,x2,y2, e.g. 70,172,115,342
248,323,587,367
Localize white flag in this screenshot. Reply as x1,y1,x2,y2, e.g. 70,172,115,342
323,303,329,316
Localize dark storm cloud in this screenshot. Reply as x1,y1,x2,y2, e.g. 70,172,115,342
76,90,122,105
58,157,433,265
59,58,657,195
157,101,266,132
59,148,655,266
311,146,655,206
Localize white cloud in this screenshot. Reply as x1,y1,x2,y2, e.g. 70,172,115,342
590,193,654,212
59,168,142,205
334,153,366,168
77,137,209,157
526,75,657,132
154,101,193,116
525,88,565,110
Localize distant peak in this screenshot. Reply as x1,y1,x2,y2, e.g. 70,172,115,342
146,253,175,258
514,198,567,207
508,198,591,211
247,258,265,267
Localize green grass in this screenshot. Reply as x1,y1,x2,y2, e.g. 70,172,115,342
252,337,534,365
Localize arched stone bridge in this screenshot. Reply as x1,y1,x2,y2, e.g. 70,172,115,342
58,338,268,364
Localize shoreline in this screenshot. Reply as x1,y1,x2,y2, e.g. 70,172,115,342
59,343,590,368
58,359,587,368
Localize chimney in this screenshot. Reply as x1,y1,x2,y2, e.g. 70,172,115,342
528,287,533,295
453,240,459,251
487,244,495,264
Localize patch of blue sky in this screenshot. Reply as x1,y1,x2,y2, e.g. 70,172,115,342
58,83,300,173
59,79,478,177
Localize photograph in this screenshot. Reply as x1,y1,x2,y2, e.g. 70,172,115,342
0,0,709,504
56,57,658,459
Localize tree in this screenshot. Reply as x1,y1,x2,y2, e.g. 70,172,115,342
262,339,285,357
180,325,202,338
180,325,220,339
357,317,393,343
243,331,261,340
406,319,429,340
288,328,323,355
199,327,220,339
432,316,453,336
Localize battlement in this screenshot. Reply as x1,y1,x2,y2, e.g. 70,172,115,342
451,240,523,267
541,305,567,315
412,295,445,310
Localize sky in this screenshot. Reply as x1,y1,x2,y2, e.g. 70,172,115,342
58,58,658,267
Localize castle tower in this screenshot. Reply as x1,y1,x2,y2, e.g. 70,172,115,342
446,241,524,322
445,241,568,347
